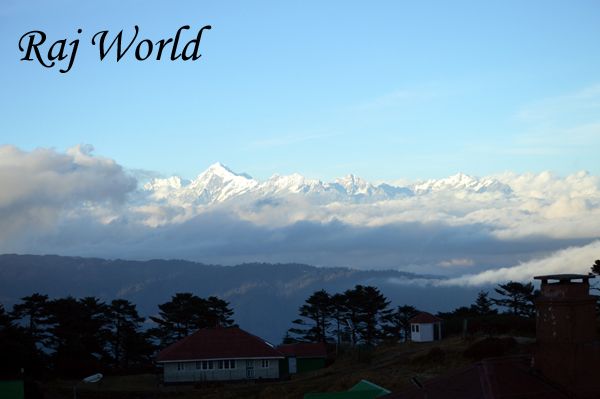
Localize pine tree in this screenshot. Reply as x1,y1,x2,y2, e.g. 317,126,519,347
2,303,48,378
10,293,50,347
150,293,235,347
592,259,600,275
331,293,348,346
44,296,111,376
288,290,333,343
205,296,235,327
107,299,146,369
471,291,497,316
385,305,418,341
343,285,392,346
492,282,535,317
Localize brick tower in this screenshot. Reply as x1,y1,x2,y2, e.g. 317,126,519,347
534,274,600,398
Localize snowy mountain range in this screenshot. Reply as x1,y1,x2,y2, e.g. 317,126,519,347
142,162,513,206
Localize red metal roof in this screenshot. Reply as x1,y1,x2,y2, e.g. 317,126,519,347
383,356,568,399
409,312,442,324
156,327,284,362
276,342,327,358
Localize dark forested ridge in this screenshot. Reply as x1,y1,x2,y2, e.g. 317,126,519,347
0,254,481,342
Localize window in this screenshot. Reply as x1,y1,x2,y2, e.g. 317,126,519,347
177,362,185,371
197,361,214,370
261,359,270,368
217,360,235,369
415,324,420,333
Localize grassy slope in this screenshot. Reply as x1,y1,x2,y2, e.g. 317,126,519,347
43,337,511,399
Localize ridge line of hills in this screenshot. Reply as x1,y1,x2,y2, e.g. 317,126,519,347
0,254,480,343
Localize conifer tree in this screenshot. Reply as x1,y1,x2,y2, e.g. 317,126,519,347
342,285,392,346
107,299,146,368
288,289,333,343
492,282,536,317
592,259,600,275
149,293,235,347
385,305,418,341
471,291,497,316
10,293,50,347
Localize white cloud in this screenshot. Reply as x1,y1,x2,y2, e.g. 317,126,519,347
440,241,600,286
0,145,136,243
438,258,475,268
0,145,599,274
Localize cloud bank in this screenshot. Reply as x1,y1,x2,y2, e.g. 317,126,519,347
1,145,598,283
0,145,136,243
441,240,600,286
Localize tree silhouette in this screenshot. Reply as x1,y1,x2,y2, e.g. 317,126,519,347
205,296,235,328
10,293,50,347
354,286,392,346
150,293,235,347
288,290,333,343
330,293,348,346
43,296,111,376
385,305,418,341
107,299,147,368
0,304,31,377
288,286,392,346
471,291,497,316
492,282,535,317
592,259,600,276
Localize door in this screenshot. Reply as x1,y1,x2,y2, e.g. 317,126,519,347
288,357,297,374
246,360,254,379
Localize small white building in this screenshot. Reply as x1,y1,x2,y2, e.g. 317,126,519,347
409,312,442,342
156,326,284,383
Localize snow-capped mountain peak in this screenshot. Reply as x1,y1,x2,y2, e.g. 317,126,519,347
198,162,249,180
413,173,512,194
335,174,373,195
263,173,324,194
142,164,514,208
188,163,258,203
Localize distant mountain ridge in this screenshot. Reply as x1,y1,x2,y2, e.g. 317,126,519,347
0,254,480,343
143,162,513,206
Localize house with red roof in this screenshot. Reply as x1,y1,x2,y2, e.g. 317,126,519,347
156,326,285,383
409,312,442,342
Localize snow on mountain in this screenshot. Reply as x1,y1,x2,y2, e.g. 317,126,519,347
413,173,512,194
142,165,512,207
260,173,326,195
143,176,185,200
188,162,258,203
335,174,374,195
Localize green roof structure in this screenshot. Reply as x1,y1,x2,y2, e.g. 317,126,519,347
0,381,24,399
304,379,391,399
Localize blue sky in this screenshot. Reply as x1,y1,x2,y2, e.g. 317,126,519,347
1,0,599,181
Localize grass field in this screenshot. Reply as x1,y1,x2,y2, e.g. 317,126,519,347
41,336,529,399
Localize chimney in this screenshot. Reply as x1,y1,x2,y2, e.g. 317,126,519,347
534,274,600,397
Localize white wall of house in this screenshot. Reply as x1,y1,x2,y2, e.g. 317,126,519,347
411,322,437,342
162,358,281,383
